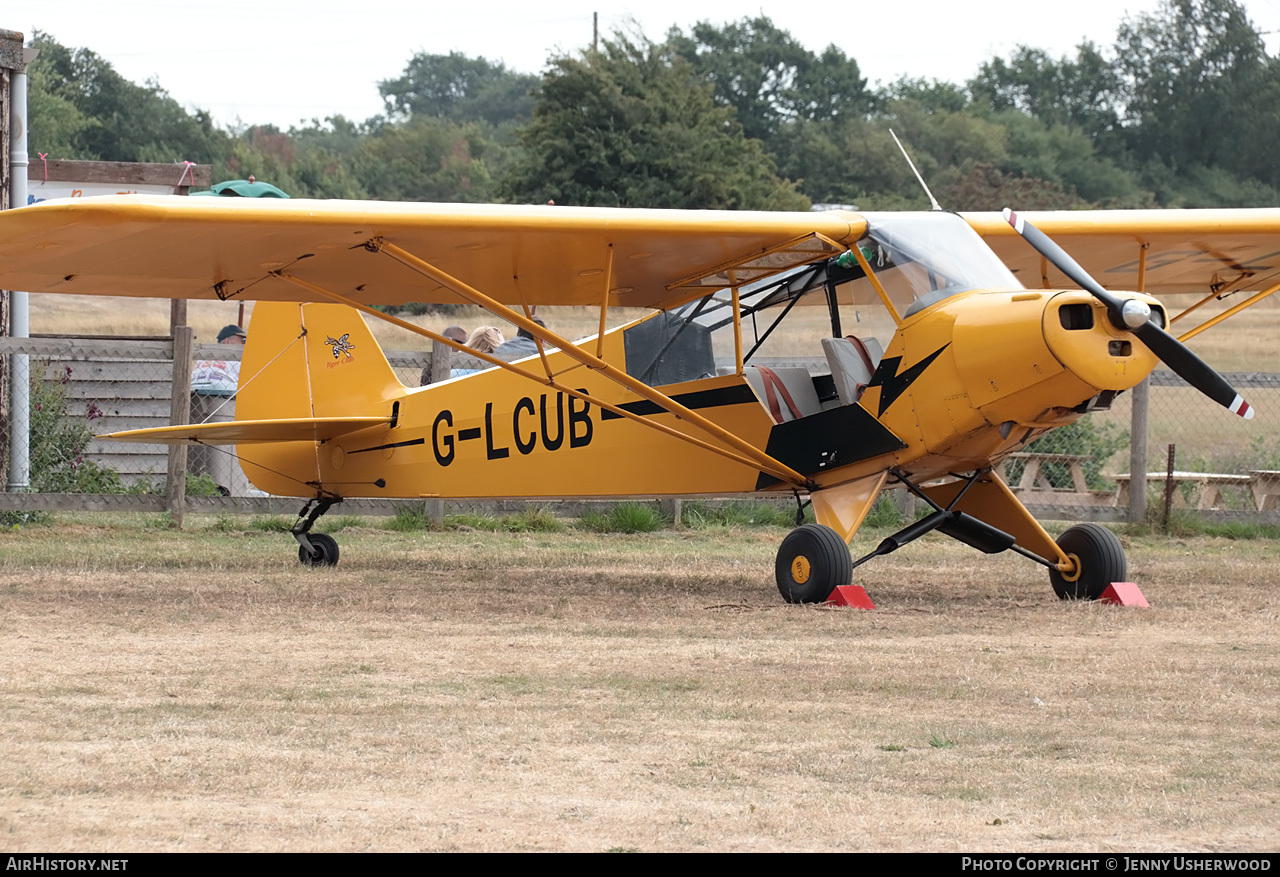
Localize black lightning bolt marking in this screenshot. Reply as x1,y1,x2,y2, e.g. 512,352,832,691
866,343,951,417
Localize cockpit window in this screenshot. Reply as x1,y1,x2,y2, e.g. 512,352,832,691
855,212,1023,316
621,212,1022,386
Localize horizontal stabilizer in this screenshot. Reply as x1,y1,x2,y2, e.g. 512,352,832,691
99,416,390,445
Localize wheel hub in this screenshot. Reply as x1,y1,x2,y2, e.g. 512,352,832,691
1059,553,1082,583
791,555,811,584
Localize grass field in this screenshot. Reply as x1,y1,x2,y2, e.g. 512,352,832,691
2,514,1277,852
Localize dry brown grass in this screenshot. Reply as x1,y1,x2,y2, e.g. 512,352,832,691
1,518,1277,851
28,296,650,352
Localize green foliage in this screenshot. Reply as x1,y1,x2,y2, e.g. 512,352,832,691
29,32,227,165
667,17,870,145
1200,434,1280,474
863,495,906,530
247,516,294,533
1007,418,1130,490
184,472,224,496
379,52,537,127
502,33,809,210
388,507,435,531
29,6,1280,216
1123,508,1280,540
353,118,498,202
324,516,365,533
1114,0,1268,175
682,500,798,528
26,364,125,493
969,42,1123,149
576,502,666,534
0,510,51,529
505,508,565,533
442,512,503,531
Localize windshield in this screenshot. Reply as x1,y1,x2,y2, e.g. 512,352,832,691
854,212,1023,316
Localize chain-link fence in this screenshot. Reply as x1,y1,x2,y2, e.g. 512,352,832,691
1010,371,1280,523
3,339,1279,525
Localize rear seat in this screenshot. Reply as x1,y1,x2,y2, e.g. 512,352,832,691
821,336,883,406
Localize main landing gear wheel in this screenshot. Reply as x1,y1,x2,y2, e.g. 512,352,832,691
1049,523,1125,600
298,533,340,567
775,523,852,604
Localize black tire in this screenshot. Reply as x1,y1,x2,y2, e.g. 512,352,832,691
298,532,340,567
1049,523,1125,600
775,523,852,604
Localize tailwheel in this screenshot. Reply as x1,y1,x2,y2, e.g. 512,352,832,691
298,532,340,567
776,523,852,604
1049,523,1125,600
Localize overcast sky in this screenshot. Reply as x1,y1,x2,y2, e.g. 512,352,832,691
13,0,1280,131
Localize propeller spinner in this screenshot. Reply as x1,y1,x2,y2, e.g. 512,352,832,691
1003,208,1254,420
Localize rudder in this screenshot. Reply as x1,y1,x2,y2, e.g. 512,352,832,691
237,301,404,422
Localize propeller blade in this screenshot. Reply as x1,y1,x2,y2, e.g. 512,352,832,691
1002,208,1254,420
1003,208,1123,314
1131,321,1253,419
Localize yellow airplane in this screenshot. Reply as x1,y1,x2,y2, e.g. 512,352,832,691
0,197,1275,603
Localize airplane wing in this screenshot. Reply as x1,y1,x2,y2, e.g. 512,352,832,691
100,417,390,444
0,195,864,311
965,208,1280,298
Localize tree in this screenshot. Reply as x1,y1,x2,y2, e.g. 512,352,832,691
969,43,1124,151
27,33,227,165
379,52,538,127
667,17,869,151
502,33,809,210
1114,0,1274,182
934,161,1093,211
353,118,499,202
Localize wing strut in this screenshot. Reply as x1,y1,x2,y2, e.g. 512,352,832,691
273,269,813,490
1174,278,1280,343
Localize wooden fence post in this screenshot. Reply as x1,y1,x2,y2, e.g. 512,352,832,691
428,339,454,385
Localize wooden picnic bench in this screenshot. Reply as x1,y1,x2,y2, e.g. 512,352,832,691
1247,470,1280,512
1114,471,1254,510
996,452,1113,506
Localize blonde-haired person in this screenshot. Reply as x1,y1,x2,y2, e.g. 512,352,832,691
453,326,506,377
467,326,505,354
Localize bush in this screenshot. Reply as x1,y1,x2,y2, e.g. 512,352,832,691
682,500,798,528
863,495,905,529
1005,417,1129,490
25,364,125,493
576,502,665,533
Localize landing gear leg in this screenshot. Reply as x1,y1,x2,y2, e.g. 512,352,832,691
293,496,341,567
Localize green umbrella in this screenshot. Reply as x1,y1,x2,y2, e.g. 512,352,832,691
192,177,290,198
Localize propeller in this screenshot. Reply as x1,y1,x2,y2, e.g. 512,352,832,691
1003,208,1253,420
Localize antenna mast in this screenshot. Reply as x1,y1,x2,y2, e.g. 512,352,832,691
889,129,942,211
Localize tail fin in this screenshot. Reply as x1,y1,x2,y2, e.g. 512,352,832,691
237,302,404,422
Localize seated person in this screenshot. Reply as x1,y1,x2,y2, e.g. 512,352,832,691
191,324,246,396
493,315,549,361
420,325,467,385
453,326,505,377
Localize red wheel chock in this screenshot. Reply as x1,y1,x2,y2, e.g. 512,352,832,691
1098,582,1149,607
825,585,876,610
